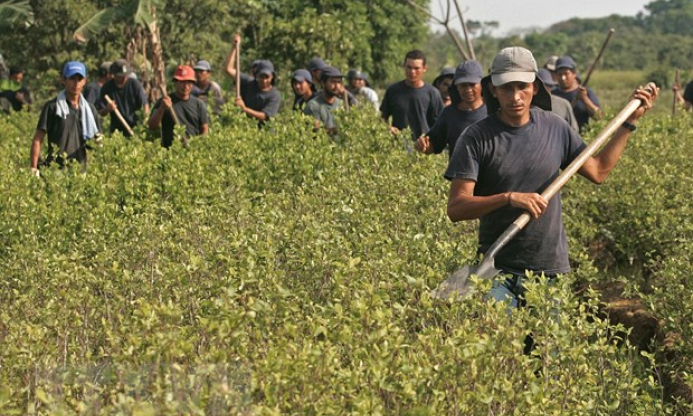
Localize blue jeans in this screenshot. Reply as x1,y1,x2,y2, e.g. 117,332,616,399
487,273,558,311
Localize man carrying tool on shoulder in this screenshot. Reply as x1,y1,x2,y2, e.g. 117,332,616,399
444,46,658,307
97,59,149,137
551,56,602,132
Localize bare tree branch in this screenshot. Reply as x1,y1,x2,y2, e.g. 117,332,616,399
407,0,470,61
451,0,475,60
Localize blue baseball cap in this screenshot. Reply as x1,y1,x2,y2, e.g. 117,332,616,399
62,61,87,78
453,60,483,85
555,56,577,71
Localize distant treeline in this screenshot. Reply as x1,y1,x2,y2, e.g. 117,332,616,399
1,0,692,102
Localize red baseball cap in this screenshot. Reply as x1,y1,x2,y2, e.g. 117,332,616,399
173,65,196,82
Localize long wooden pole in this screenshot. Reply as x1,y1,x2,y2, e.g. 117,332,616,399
673,69,680,116
581,28,615,88
104,95,135,136
235,40,241,98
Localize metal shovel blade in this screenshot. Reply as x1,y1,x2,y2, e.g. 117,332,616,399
429,258,501,300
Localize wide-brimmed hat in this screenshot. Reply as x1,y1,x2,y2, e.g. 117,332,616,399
432,67,455,89
481,46,551,114
537,68,557,87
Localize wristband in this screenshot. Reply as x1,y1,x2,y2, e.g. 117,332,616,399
621,121,636,132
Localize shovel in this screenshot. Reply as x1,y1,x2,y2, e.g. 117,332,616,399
430,85,653,300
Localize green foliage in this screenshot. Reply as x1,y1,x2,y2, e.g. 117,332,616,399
72,0,165,42
1,97,691,413
0,0,33,28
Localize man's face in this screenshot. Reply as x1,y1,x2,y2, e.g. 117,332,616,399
438,78,453,95
63,74,86,97
404,58,426,84
455,82,482,105
311,69,322,84
195,69,210,84
322,77,343,98
292,79,309,96
114,74,128,88
557,68,577,90
10,72,24,83
256,73,273,91
491,81,537,121
175,79,194,99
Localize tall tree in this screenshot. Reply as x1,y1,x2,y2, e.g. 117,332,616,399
73,0,167,102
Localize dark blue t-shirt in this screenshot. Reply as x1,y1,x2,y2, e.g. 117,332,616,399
445,109,586,275
551,86,600,131
380,81,444,139
426,103,487,157
240,74,281,119
97,78,148,135
152,95,209,148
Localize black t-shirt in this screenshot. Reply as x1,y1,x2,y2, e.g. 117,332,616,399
152,95,209,148
683,81,693,104
293,91,318,111
36,98,102,166
82,82,101,105
240,74,281,119
427,103,487,157
0,86,31,111
98,78,148,135
445,109,586,275
380,81,444,139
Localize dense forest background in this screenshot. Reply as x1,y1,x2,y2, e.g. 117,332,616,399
1,0,693,101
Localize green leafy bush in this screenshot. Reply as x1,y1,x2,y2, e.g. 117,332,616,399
0,103,690,414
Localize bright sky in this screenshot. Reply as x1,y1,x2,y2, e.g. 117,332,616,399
430,0,652,36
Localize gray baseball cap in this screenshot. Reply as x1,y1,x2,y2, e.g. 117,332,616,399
481,46,551,113
489,46,537,86
194,60,212,71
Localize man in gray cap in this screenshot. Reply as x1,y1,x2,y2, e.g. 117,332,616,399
224,34,281,125
192,60,225,114
346,69,379,112
97,59,149,136
303,66,345,135
552,56,602,131
537,68,578,132
306,57,328,85
415,60,487,158
445,46,658,308
291,69,317,111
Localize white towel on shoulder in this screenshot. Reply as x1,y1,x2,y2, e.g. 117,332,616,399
56,90,99,140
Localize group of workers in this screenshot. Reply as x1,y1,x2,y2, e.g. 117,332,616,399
11,40,663,311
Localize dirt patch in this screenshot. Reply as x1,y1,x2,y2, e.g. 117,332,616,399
593,282,692,410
